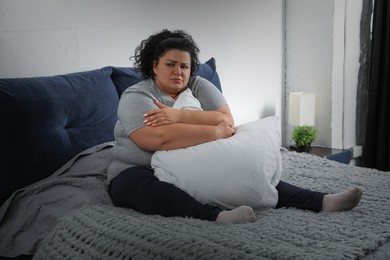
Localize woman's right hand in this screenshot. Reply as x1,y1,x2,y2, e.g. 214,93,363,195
215,121,236,139
143,100,181,126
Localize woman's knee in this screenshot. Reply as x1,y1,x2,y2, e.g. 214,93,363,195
108,166,155,207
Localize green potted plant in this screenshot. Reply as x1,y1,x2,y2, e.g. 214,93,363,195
291,125,318,153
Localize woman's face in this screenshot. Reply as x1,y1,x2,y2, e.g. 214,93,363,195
153,49,191,99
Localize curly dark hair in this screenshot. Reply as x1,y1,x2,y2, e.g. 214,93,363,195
131,29,200,79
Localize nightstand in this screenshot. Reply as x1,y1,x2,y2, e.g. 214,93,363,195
289,146,352,164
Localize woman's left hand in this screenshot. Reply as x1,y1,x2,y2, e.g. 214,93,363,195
143,100,181,126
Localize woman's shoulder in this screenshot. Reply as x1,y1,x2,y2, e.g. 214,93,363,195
189,75,208,84
188,76,221,94
188,76,213,90
122,78,154,94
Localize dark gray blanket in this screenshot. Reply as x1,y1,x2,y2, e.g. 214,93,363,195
0,142,114,258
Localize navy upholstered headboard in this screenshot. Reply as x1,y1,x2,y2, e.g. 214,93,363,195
0,67,119,204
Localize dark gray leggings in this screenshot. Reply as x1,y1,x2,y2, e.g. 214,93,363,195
108,167,325,221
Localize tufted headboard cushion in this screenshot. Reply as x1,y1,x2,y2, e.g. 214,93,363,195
0,67,119,204
0,58,222,205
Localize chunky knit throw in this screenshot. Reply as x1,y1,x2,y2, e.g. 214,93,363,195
34,151,390,259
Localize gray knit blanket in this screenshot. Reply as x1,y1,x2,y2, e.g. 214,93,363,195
34,151,390,260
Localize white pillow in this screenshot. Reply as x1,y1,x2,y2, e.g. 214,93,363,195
152,116,282,209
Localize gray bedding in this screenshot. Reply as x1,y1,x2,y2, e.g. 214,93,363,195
0,142,114,258
1,145,390,259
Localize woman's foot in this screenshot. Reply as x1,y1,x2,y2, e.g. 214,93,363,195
322,187,363,212
216,205,256,224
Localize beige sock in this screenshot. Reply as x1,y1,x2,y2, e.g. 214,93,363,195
216,205,256,224
322,187,363,212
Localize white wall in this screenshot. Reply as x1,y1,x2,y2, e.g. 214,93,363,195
343,0,364,151
0,0,284,127
285,0,363,155
285,0,334,147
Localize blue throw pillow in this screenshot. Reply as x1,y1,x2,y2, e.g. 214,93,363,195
110,57,222,97
0,67,119,204
194,57,222,92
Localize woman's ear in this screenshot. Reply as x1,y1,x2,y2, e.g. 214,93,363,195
152,60,158,74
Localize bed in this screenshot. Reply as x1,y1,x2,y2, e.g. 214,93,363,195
1,58,389,259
